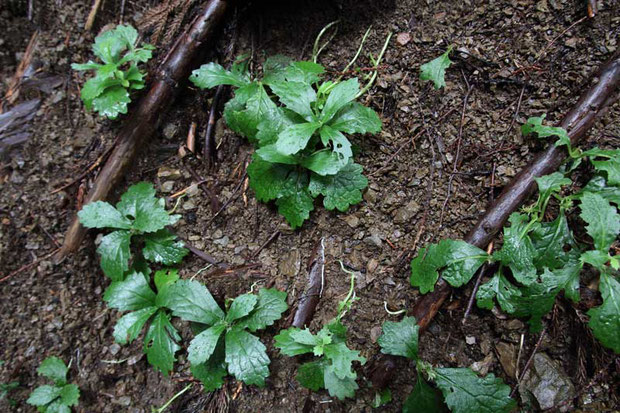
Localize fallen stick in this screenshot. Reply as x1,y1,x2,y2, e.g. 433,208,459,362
58,0,228,257
370,52,620,389
292,238,325,328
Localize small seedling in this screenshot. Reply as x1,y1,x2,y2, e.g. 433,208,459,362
72,24,154,119
0,360,19,407
274,263,365,400
190,55,382,228
26,357,80,413
104,269,182,375
410,116,620,353
420,46,453,89
378,317,516,413
78,182,188,281
160,282,288,389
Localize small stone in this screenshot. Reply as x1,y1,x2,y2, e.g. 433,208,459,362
109,343,121,355
279,250,301,277
470,352,494,376
157,166,182,180
396,32,411,46
519,353,576,411
367,258,379,273
112,396,132,406
496,342,517,379
370,326,383,343
182,200,196,210
364,188,377,203
214,236,229,247
505,319,525,330
344,215,360,228
465,336,476,345
162,123,178,140
393,200,420,224
161,181,175,193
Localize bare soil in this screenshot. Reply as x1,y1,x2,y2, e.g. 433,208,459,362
1,0,618,412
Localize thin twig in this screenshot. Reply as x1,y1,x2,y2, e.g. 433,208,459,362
462,242,494,324
85,0,103,31
250,230,280,259
439,73,473,226
0,248,60,283
204,85,224,167
510,326,547,398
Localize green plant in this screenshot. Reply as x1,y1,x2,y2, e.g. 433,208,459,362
160,282,288,389
104,269,182,375
26,357,80,413
78,182,188,281
378,317,516,413
0,360,19,407
420,47,453,89
189,55,382,228
72,24,154,119
410,116,620,353
274,263,365,400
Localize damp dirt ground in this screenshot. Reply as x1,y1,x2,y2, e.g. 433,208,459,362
1,0,619,412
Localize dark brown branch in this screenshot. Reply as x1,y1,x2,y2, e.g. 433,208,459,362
370,52,620,389
58,0,229,257
291,238,325,328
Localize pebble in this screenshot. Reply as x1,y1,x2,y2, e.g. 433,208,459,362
109,343,121,355
214,236,229,247
161,181,175,193
396,32,411,46
465,336,476,345
370,326,383,342
344,215,360,228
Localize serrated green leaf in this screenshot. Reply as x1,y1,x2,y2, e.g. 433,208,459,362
580,176,620,206
80,74,121,104
143,229,188,265
284,61,324,84
239,83,280,141
591,154,620,185
226,294,258,323
46,400,71,413
269,81,316,120
190,339,227,392
275,171,314,229
274,328,316,356
27,385,62,406
521,116,570,147
329,102,381,134
92,27,130,64
494,213,537,285
588,272,620,353
190,62,250,89
301,150,346,176
580,192,620,252
373,388,393,408
78,201,132,229
320,124,352,163
58,384,80,406
113,306,158,345
323,342,365,380
320,78,359,122
410,239,489,294
476,273,522,312
247,158,293,202
323,364,358,400
71,61,101,71
420,48,453,89
154,268,179,293
255,144,299,165
297,360,326,391
97,230,132,281
535,172,571,208
434,368,516,413
403,373,446,413
113,24,138,49
104,271,156,311
262,55,293,84
308,161,368,211
530,213,575,269
92,86,130,119
116,182,178,233
37,357,68,386
188,323,226,365
377,316,419,360
144,311,181,376
236,288,288,332
581,250,611,271
159,279,225,325
275,121,320,155
225,329,270,386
